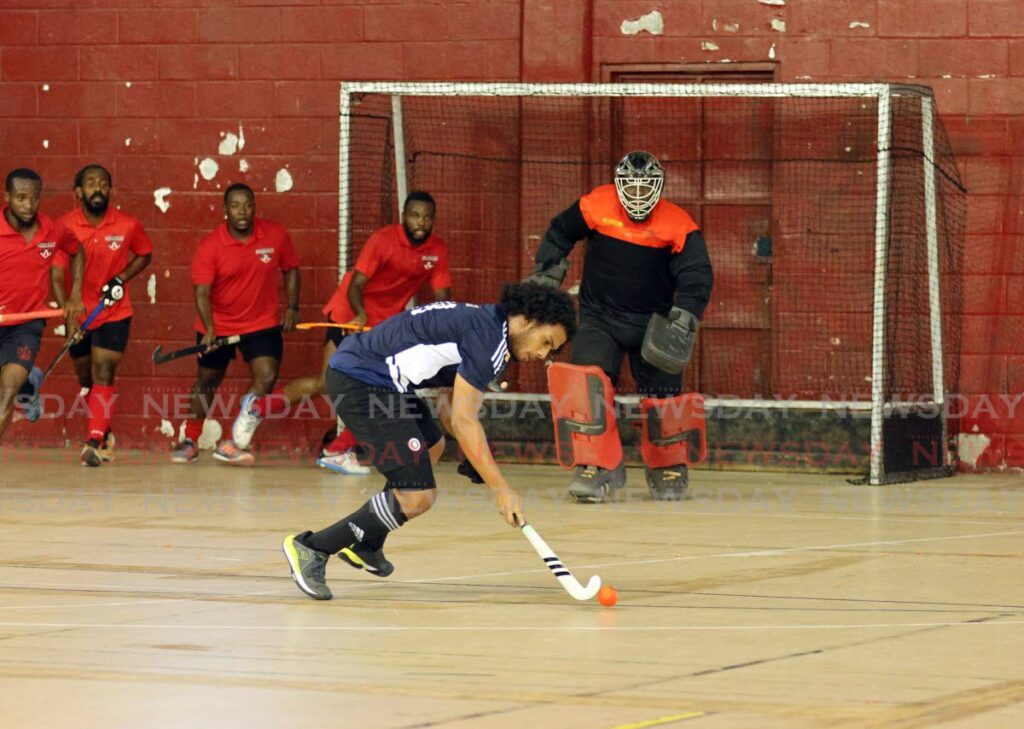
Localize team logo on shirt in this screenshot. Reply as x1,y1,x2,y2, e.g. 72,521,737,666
407,437,422,452
105,235,124,251
37,241,56,259
255,247,274,264
422,255,438,270
17,345,34,362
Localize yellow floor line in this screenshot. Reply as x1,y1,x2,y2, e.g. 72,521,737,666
610,711,706,729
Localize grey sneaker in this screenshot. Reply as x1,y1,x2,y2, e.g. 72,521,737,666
80,444,101,468
338,543,394,577
645,465,689,501
568,461,627,503
282,533,332,600
171,438,199,464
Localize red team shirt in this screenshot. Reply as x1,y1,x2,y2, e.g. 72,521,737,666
191,219,300,337
323,223,452,326
55,207,153,327
0,210,80,316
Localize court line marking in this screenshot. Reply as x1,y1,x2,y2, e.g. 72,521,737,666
610,712,706,729
1,619,1023,632
401,528,1024,584
2,528,1022,607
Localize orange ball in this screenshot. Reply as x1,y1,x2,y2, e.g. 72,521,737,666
597,585,618,607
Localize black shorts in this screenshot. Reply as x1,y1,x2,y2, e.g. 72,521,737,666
0,319,44,371
323,325,348,348
69,317,132,358
196,327,283,370
571,309,682,398
326,368,442,489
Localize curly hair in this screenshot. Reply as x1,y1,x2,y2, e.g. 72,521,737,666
499,281,577,341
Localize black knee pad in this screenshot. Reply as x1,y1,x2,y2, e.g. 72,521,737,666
384,462,437,491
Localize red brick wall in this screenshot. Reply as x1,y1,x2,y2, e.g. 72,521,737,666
2,0,1022,470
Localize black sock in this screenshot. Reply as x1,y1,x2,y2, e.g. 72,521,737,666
304,491,408,554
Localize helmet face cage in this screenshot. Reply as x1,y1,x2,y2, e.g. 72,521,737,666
614,151,664,222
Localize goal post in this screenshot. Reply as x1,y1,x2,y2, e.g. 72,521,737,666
337,82,966,485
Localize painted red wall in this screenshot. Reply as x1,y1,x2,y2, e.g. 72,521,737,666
1,0,1021,469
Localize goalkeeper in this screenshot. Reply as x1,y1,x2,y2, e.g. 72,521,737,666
529,150,713,503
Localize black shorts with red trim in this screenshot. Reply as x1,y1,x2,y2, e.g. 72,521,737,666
69,317,132,358
196,326,283,370
0,319,44,371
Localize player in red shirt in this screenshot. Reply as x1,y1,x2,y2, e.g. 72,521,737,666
271,191,451,474
0,168,84,442
52,164,153,466
171,183,300,466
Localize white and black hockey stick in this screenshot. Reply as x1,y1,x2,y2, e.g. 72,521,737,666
520,523,601,601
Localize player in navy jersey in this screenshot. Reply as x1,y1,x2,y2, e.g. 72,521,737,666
282,281,577,600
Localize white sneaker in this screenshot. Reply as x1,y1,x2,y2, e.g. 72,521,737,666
316,449,371,475
231,393,263,449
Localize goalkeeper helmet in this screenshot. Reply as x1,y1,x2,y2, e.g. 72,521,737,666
614,150,664,222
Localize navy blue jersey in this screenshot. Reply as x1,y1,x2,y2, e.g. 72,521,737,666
329,301,510,393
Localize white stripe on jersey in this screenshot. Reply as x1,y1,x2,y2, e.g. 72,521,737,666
490,321,509,370
386,342,461,392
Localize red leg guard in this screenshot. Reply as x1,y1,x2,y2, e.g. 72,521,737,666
547,363,623,470
640,393,707,468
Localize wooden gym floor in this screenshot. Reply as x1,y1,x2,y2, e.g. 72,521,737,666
1,450,1022,728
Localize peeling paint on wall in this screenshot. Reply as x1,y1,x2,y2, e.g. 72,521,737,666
702,41,720,51
153,187,172,213
769,43,776,59
620,10,663,36
849,21,870,29
239,159,249,173
42,139,49,149
198,157,219,181
218,125,246,156
146,273,157,304
158,420,175,438
957,430,991,468
41,83,49,92
771,19,787,32
275,168,294,193
125,138,132,147
758,0,785,6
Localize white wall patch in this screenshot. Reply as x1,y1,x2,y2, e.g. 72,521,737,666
239,159,249,173
702,41,720,51
146,273,157,304
198,157,219,181
758,0,785,5
159,420,175,438
768,43,776,59
620,10,664,36
42,139,49,149
218,124,246,156
275,168,294,193
849,21,870,29
957,430,991,468
125,137,132,147
771,19,787,32
153,187,172,213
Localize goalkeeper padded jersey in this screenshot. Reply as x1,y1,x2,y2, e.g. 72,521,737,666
541,184,712,326
329,301,509,394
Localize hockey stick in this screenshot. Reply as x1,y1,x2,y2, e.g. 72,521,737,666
16,302,107,421
520,523,602,601
40,301,106,380
152,336,242,365
296,321,370,332
0,308,65,325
